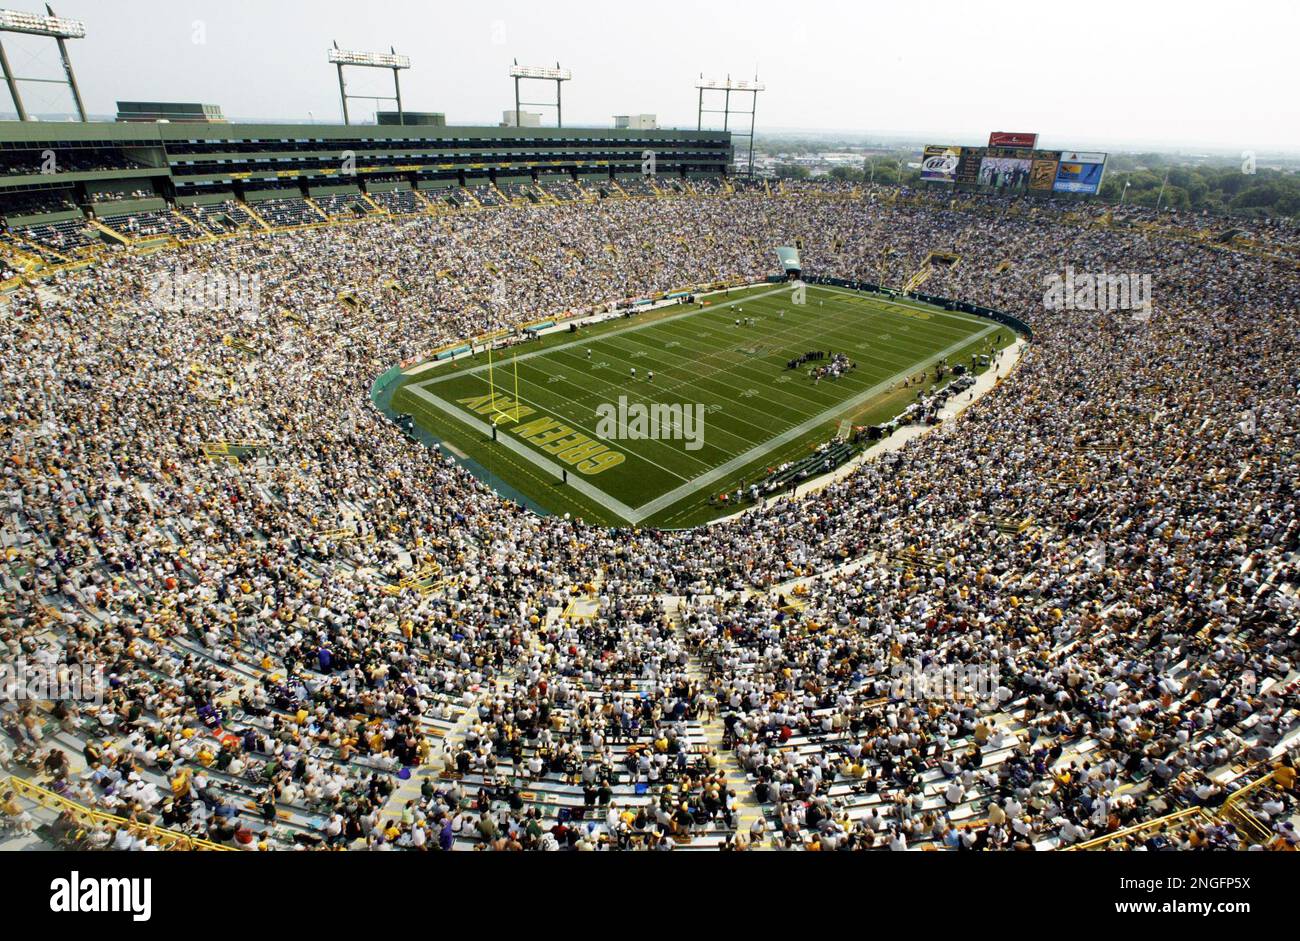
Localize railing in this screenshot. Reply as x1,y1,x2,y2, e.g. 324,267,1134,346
1072,761,1296,850
1071,806,1215,851
6,775,233,851
1218,768,1286,845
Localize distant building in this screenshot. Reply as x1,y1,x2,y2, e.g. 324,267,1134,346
614,114,658,130
501,110,542,127
116,101,225,123
377,111,446,127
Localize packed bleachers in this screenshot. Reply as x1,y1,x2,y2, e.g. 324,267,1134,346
2,180,1297,852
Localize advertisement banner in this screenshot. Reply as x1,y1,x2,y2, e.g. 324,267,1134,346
988,131,1038,149
1058,151,1107,164
1030,152,1060,191
920,145,962,183
1053,152,1107,194
979,147,1032,188
955,147,984,186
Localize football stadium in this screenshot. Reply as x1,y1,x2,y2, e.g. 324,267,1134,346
0,0,1296,912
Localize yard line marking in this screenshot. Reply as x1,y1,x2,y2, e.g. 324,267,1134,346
471,359,732,473
603,298,975,410
536,345,779,448
440,371,709,481
817,284,1008,331
403,384,645,522
419,284,789,385
625,324,998,524
400,283,1005,526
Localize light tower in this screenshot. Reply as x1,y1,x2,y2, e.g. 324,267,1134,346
696,74,765,178
0,5,87,122
508,61,571,128
328,42,411,125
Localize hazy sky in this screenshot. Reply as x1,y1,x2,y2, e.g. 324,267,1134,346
5,0,1297,152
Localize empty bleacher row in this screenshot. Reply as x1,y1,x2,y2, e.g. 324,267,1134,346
0,230,67,267
496,181,540,203
466,185,507,208
369,189,426,214
541,180,584,202
13,219,100,256
254,198,327,228
616,177,657,197
98,210,208,242
314,194,374,218
180,200,261,234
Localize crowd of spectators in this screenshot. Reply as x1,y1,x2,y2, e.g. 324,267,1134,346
1,179,1296,850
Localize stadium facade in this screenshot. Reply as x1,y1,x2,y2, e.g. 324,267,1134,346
0,119,732,229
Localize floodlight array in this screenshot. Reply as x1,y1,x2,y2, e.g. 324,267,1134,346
328,48,410,69
0,8,85,38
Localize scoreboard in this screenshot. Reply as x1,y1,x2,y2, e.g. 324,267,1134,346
920,132,1106,195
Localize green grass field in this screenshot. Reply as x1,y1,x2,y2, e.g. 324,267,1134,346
392,284,1014,528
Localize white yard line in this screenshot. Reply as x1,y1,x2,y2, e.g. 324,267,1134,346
415,284,791,382
701,337,1030,529
411,323,997,525
629,324,999,523
399,283,1009,525
403,384,645,521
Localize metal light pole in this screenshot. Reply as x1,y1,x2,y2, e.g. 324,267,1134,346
329,44,411,127
0,6,88,122
508,62,571,128
696,76,764,178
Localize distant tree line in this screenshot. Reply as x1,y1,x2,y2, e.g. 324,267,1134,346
1097,161,1300,219
772,156,1298,220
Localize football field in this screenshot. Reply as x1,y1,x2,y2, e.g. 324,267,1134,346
392,284,1013,528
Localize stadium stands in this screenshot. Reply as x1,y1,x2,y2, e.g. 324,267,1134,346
367,188,426,215
313,194,377,218
254,197,327,228
1,179,1297,853
98,210,207,242
181,201,261,234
